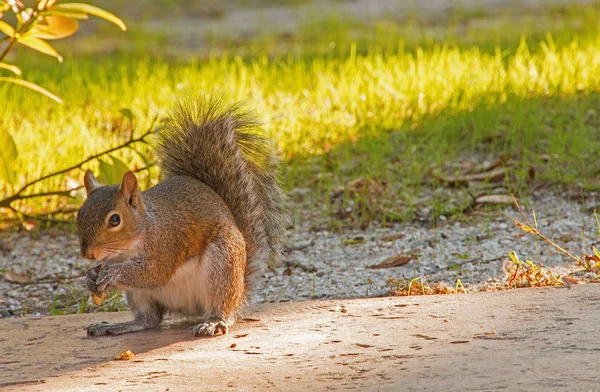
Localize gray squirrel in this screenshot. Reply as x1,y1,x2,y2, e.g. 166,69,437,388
77,96,286,337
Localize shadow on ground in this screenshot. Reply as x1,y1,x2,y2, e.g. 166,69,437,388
2,285,600,391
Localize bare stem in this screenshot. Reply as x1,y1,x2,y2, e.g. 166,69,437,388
0,116,158,212
511,198,580,264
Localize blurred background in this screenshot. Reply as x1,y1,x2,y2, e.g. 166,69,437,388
4,0,600,226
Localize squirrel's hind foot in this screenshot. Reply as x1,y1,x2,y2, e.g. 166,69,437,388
192,320,229,337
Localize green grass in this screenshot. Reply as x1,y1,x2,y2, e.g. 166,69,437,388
3,2,600,225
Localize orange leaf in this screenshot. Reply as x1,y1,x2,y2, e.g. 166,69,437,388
29,14,79,40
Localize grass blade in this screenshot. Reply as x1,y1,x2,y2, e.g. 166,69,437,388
0,77,62,103
0,62,21,75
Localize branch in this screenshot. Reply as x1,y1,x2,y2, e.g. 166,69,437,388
14,115,157,197
2,163,156,219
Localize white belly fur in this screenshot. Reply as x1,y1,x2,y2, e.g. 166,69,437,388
131,251,213,317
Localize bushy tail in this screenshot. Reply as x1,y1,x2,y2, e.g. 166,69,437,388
157,95,286,276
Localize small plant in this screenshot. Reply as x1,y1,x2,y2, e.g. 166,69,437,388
0,116,156,225
509,196,600,283
0,0,126,103
387,276,467,296
0,1,127,217
502,251,562,288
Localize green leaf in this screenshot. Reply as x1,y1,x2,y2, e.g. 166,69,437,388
119,108,134,122
97,159,113,185
0,62,21,75
0,128,18,185
0,77,62,103
110,156,130,180
42,9,89,19
51,3,126,31
0,20,15,37
17,35,63,61
97,156,130,184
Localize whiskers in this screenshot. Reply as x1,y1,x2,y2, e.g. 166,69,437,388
96,240,140,262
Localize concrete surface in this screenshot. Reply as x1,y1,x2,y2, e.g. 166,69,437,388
1,285,600,391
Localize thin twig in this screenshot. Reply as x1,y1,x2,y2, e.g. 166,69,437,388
4,163,156,221
14,115,157,197
511,194,532,227
511,198,580,263
0,117,157,211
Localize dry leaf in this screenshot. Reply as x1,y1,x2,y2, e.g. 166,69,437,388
561,276,580,288
466,156,509,174
340,177,387,199
4,271,31,284
433,167,506,186
115,350,135,360
514,221,535,234
370,254,414,269
475,194,514,206
380,233,405,242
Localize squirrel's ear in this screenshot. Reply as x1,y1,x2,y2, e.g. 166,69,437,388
119,171,142,209
84,170,100,195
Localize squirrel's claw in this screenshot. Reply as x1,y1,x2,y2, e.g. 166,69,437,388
86,321,113,336
85,264,104,296
192,320,229,337
96,265,118,293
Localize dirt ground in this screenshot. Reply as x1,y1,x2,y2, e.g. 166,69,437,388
3,1,600,389
2,284,599,391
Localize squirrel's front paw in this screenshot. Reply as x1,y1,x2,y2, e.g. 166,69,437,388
85,265,103,295
95,265,120,293
192,320,229,337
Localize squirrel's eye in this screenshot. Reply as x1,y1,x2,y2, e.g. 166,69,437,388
108,213,121,227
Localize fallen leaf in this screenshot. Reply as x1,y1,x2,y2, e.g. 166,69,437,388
561,276,580,288
475,194,514,206
370,254,414,269
115,350,135,360
465,156,509,174
242,318,260,322
230,343,237,349
234,334,249,338
332,177,387,200
4,271,31,284
346,177,387,197
343,238,365,245
380,233,405,242
432,167,506,186
0,240,14,253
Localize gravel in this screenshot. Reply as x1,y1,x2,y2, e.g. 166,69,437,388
1,189,598,317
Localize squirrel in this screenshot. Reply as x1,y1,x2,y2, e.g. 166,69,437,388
77,96,286,337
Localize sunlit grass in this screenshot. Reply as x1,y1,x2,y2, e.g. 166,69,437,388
3,4,600,222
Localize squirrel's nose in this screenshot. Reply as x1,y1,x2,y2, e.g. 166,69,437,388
81,248,98,260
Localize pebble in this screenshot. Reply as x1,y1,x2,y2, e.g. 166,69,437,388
0,190,597,316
